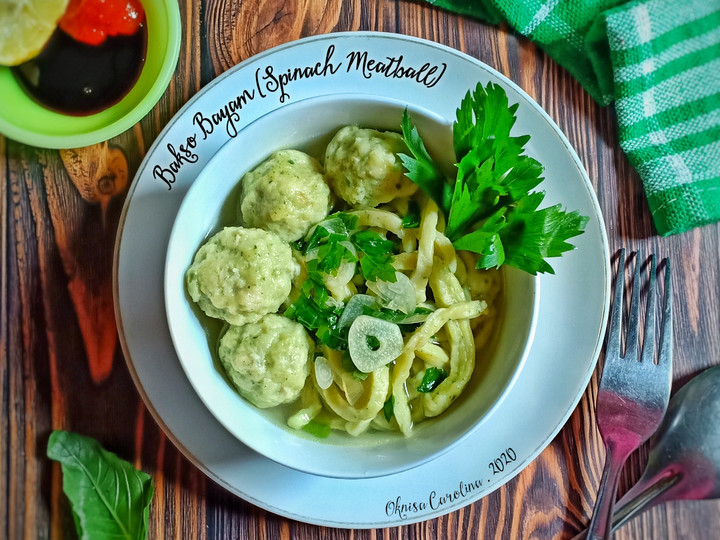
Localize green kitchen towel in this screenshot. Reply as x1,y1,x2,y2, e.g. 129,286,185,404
427,0,720,236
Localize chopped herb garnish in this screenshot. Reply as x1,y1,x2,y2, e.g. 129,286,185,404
383,395,396,422
401,199,421,228
400,81,587,275
417,367,448,393
352,230,397,282
366,334,381,351
285,278,345,349
287,211,401,347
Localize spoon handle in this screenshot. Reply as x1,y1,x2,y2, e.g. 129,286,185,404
610,473,678,532
571,474,678,539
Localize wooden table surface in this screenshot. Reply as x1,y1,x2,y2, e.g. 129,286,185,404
3,1,720,538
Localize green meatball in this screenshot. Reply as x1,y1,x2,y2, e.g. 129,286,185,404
324,125,417,208
218,314,312,408
186,227,298,326
239,149,332,242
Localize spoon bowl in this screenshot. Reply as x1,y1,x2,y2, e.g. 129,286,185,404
575,364,720,538
612,364,720,526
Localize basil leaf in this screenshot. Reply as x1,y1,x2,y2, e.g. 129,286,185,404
417,367,448,393
47,430,154,540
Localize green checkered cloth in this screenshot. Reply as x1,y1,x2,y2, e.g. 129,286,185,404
427,0,720,236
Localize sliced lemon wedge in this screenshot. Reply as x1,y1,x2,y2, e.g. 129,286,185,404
0,0,69,66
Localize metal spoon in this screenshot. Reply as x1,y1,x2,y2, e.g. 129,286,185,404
574,364,720,538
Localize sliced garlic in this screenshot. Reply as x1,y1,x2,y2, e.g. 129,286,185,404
338,293,377,331
347,315,403,373
314,356,334,390
366,271,416,314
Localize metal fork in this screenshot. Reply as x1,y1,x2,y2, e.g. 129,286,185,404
585,249,673,540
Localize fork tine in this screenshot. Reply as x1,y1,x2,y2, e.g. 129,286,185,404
640,254,657,365
658,258,673,365
606,249,625,360
624,250,643,361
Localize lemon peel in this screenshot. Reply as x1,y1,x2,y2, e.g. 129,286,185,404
0,0,69,66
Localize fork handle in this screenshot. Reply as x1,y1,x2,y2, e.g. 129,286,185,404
586,444,630,540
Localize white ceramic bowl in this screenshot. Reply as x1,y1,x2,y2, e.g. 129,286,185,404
164,94,539,479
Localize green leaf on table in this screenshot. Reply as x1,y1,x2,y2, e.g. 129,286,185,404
47,430,154,540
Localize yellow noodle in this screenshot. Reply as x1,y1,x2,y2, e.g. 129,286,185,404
423,319,475,416
393,252,418,271
410,199,439,302
319,367,390,423
418,260,480,416
346,418,374,436
287,379,323,430
389,299,485,434
401,229,419,252
433,231,457,272
416,342,450,368
350,208,404,237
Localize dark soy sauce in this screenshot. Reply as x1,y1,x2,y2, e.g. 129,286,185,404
14,25,147,116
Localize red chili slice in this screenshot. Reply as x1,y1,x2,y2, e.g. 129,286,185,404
59,0,146,46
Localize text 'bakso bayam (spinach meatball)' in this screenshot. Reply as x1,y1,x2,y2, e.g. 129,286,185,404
324,126,418,208
218,314,312,408
239,149,332,242
185,227,298,326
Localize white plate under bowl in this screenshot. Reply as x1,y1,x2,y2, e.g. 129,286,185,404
114,32,610,527
164,93,539,479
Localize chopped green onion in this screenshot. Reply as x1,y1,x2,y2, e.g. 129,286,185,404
417,367,448,393
302,421,332,438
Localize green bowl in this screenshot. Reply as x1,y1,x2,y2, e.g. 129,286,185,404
0,0,181,149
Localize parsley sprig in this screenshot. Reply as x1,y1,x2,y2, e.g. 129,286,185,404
400,81,588,275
